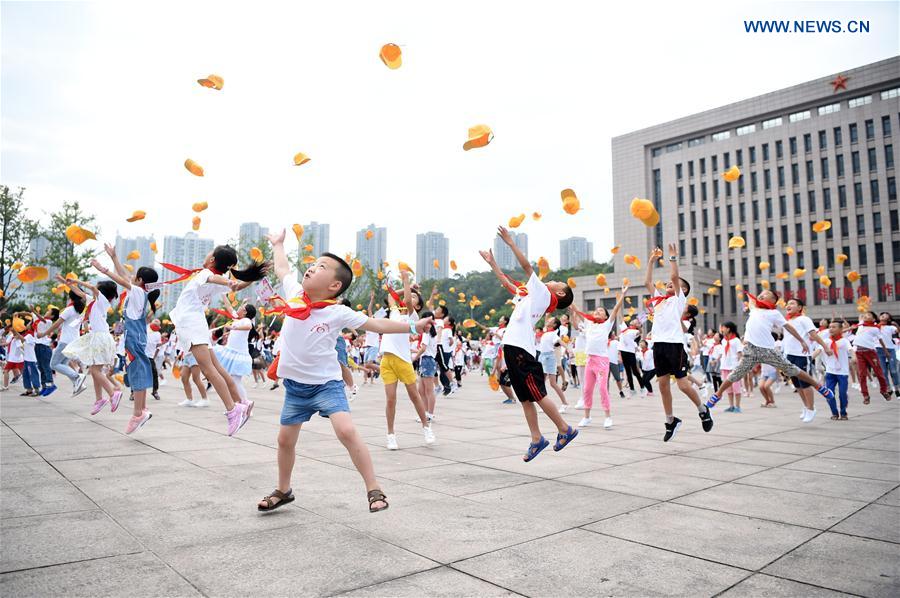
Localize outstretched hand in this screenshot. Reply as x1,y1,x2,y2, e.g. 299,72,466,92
650,247,663,260
414,317,434,333
668,243,678,257
496,226,513,245
104,243,116,259
478,249,495,265
266,229,286,246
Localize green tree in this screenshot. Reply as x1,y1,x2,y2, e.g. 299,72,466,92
30,201,100,305
0,186,40,306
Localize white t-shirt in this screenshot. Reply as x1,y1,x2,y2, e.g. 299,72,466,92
226,318,252,352
648,290,687,344
720,336,744,371
125,285,147,321
116,334,126,355
5,335,24,363
782,315,815,356
421,333,438,358
881,325,897,348
58,306,82,345
501,272,551,356
701,337,715,356
538,329,559,353
276,274,368,384
744,308,787,349
852,325,882,350
619,328,640,353
585,319,614,356
822,337,851,375
23,334,37,362
380,308,417,363
145,328,162,358
708,343,724,364
170,269,228,322
86,293,111,334
573,323,586,352
453,345,466,366
558,324,569,341
364,329,380,348
482,341,498,360
34,319,52,346
607,339,620,363
639,347,655,371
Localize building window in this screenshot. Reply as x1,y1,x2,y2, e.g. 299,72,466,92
724,152,730,169
834,127,843,146
716,236,721,252
666,142,683,153
764,170,772,191
883,116,892,137
886,145,895,169
727,205,733,225
678,213,685,231
754,229,760,246
677,186,684,206
882,87,900,100
789,137,797,156
854,182,863,205
726,181,732,198
868,147,877,172
818,103,840,115
714,179,720,198
851,151,860,174
891,209,899,232
688,137,705,147
858,244,867,266
840,216,848,237
779,166,786,187
803,134,812,153
871,180,880,203
736,149,743,166
676,163,683,179
691,238,697,255
703,237,709,253
789,110,811,122
793,193,802,215
789,163,797,185
712,131,731,141
690,184,696,203
765,197,773,219
651,147,662,157
781,224,789,243
806,160,814,181
751,171,758,193
848,95,872,108
818,130,827,150
679,240,686,256
714,207,720,226
838,185,847,208
700,158,706,175
752,200,759,220
827,247,834,267
821,157,829,180
702,209,708,227
763,143,770,161
865,119,875,140
737,124,756,136
691,211,697,228
767,226,774,244
857,214,865,235
688,161,694,177
836,154,845,177
749,146,756,164
895,241,900,263
779,195,787,217
849,123,858,143
762,117,783,129
823,187,832,210
712,155,718,171
874,212,882,233
889,177,897,201
808,190,816,213
701,182,707,201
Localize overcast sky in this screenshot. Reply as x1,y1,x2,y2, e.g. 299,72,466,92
3,1,898,274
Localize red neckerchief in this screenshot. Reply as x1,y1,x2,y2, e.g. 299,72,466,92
746,293,775,309
577,310,607,324
149,323,161,332
117,290,128,311
723,333,736,356
161,263,224,285
859,322,879,328
830,334,841,357
641,347,649,357
84,300,95,319
647,292,674,308
786,312,801,320
498,323,506,329
818,326,828,332
503,274,558,313
266,293,337,321
386,286,406,308
211,308,235,320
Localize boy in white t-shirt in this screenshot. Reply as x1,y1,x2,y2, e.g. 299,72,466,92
708,289,835,408
644,245,713,442
480,226,577,462
814,320,852,419
851,311,892,403
258,229,434,514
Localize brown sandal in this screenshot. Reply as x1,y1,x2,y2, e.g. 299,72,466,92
258,489,294,512
368,489,389,513
863,397,870,405
830,415,839,420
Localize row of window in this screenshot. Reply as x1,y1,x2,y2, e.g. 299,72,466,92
651,87,899,156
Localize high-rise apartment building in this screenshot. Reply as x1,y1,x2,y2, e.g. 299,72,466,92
159,232,214,312
560,237,594,269
355,224,387,275
493,233,528,271
416,232,450,280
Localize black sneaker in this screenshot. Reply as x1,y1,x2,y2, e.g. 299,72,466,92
663,417,682,442
619,391,625,399
152,391,161,400
699,408,714,432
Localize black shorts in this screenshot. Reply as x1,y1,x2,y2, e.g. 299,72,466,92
787,354,811,389
652,342,689,379
503,345,547,402
498,371,512,387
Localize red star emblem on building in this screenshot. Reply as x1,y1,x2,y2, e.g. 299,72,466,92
831,74,849,93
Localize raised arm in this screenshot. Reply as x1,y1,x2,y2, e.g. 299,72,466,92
667,243,681,292
57,274,87,299
809,329,833,356
91,258,132,290
265,229,291,281
782,323,810,355
497,226,532,277
401,270,413,311
104,243,132,284
645,247,662,294
609,286,629,321
479,248,515,290
425,286,438,310
361,315,434,335
368,290,376,315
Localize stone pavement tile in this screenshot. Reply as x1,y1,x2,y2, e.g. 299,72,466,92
763,533,900,597
877,486,900,506
737,468,899,502
1,479,97,519
1,510,141,573
782,456,900,482
454,528,746,596
336,566,518,597
728,438,834,456
558,467,721,501
832,504,900,543
0,552,202,598
613,454,766,482
674,483,867,529
405,439,522,463
599,436,713,454
465,479,657,527
469,452,607,479
818,446,900,465
318,447,455,474
847,432,900,451
760,428,878,446
585,502,819,570
1,460,67,487
340,496,568,563
51,452,201,482
432,426,518,442
560,443,662,465
169,444,277,468
0,443,45,463
684,445,804,467
135,431,244,452
717,573,854,597
36,438,160,462
383,462,540,496
162,519,437,596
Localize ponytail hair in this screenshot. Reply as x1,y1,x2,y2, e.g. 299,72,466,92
148,289,160,314
97,281,119,303
69,289,86,314
211,245,270,282
231,260,270,282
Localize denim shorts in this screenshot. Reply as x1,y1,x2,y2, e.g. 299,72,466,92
418,355,437,377
538,351,557,375
364,346,379,363
280,379,349,425
335,339,348,366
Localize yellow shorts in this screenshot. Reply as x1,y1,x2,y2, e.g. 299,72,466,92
575,351,587,367
381,353,417,385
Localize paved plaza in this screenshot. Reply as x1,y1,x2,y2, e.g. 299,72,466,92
1,375,898,597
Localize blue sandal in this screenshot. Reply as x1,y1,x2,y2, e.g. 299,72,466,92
523,437,550,462
553,426,579,451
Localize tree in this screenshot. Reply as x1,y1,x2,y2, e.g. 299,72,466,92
30,201,100,306
0,186,40,306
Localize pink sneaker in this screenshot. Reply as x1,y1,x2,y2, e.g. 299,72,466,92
226,403,246,436
90,397,109,416
241,400,254,428
109,390,123,413
125,410,152,434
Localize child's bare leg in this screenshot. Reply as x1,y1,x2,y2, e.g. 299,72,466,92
796,369,822,389
90,365,114,399
657,375,674,418
384,383,398,434
675,377,703,407
536,397,570,433
257,423,301,507
191,367,208,398
546,374,567,404
181,366,193,399
403,382,429,425
521,401,543,442
329,412,385,508
798,386,814,410
133,390,147,416
341,364,353,388
191,346,235,410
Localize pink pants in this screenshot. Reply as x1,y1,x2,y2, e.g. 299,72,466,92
583,354,610,411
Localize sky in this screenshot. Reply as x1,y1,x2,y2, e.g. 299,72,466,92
2,0,898,275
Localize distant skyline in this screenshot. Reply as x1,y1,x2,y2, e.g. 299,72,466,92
3,2,898,274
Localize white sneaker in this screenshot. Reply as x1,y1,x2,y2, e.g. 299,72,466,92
628,389,636,398
578,417,592,427
386,434,399,450
73,373,88,396
194,399,210,408
604,417,613,429
178,398,197,407
253,382,259,389
640,389,647,397
802,409,817,423
559,404,568,414
423,426,435,445
352,384,359,396
158,377,167,386
575,400,585,410
800,408,808,420
426,412,435,422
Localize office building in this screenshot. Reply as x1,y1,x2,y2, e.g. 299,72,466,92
114,235,156,271
573,57,899,328
159,232,214,312
19,235,57,300
560,237,594,269
355,224,387,275
239,222,269,247
303,221,330,257
494,232,528,271
416,232,450,280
